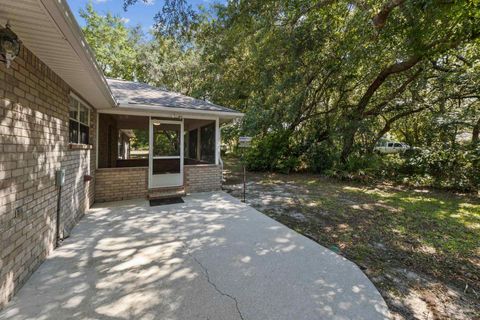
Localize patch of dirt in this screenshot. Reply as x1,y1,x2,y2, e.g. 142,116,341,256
222,162,480,320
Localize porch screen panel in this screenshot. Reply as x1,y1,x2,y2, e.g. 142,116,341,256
152,121,181,175
200,124,215,163
188,129,198,159
153,123,180,157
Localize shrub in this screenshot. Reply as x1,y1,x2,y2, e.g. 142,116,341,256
401,145,479,191
240,132,479,192
322,153,385,183
303,143,338,173
244,132,300,173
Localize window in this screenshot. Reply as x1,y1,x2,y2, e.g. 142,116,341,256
394,143,402,147
387,143,393,147
69,95,90,144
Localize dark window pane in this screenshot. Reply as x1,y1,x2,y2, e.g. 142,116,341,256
80,124,89,144
69,120,79,143
69,97,78,120
153,158,180,174
79,104,89,124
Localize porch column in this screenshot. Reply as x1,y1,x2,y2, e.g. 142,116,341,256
215,117,220,165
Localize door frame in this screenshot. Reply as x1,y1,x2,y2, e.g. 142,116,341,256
148,117,184,189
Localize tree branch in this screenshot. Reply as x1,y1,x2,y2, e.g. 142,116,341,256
368,105,429,152
365,67,423,116
372,0,406,30
356,55,421,116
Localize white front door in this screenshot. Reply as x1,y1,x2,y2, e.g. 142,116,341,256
149,118,184,188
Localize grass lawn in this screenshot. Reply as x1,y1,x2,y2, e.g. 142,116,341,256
222,157,480,320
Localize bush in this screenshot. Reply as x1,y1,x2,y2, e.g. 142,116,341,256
244,132,300,173
303,143,338,173
401,145,479,191
240,132,479,192
323,153,385,183
340,153,384,174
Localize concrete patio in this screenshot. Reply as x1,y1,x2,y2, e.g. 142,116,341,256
0,192,389,320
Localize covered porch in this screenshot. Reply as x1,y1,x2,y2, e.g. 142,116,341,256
94,78,243,202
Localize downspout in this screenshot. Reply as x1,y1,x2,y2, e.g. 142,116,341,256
54,169,65,248
55,184,61,247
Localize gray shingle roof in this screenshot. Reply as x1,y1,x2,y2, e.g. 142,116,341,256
107,78,238,113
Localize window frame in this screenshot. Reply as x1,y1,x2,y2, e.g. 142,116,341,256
69,93,91,145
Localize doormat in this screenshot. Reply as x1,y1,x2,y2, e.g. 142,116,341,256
150,197,184,206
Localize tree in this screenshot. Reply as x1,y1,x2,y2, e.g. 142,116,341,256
123,0,198,40
83,0,480,188
136,36,203,96
80,2,141,80
80,3,205,95
190,0,480,163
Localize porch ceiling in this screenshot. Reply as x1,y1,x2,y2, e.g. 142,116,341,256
115,114,149,129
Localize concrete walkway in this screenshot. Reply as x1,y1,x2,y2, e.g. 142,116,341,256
0,192,389,320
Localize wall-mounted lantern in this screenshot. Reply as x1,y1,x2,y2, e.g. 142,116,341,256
0,23,21,68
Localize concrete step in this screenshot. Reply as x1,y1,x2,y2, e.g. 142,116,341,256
148,187,185,200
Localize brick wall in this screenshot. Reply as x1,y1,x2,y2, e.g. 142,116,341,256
95,167,148,202
0,46,96,308
96,165,221,201
184,165,222,193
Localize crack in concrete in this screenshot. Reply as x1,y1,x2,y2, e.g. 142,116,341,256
190,253,246,320
166,208,245,320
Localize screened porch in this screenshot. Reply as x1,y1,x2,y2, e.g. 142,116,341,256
96,113,220,191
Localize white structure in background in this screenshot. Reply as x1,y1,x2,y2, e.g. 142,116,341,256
374,141,411,154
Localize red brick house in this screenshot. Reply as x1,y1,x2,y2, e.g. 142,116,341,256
0,0,242,307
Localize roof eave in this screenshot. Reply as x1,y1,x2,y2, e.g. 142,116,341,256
107,103,244,119
39,0,117,108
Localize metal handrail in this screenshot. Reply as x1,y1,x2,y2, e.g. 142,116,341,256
219,157,225,183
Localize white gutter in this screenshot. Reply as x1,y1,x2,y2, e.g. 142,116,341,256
101,103,245,119
38,0,117,108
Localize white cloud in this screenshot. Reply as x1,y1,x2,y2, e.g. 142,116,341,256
143,0,155,5
120,17,130,23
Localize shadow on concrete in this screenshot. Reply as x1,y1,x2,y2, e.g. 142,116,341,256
0,192,389,320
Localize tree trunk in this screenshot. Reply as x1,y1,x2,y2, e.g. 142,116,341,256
340,121,359,164
473,117,480,146
368,125,391,154
372,0,406,30
339,56,422,163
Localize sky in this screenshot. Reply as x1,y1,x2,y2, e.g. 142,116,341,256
67,0,217,34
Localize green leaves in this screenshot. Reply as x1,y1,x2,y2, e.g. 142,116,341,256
80,3,140,80
122,0,198,40
80,0,480,189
